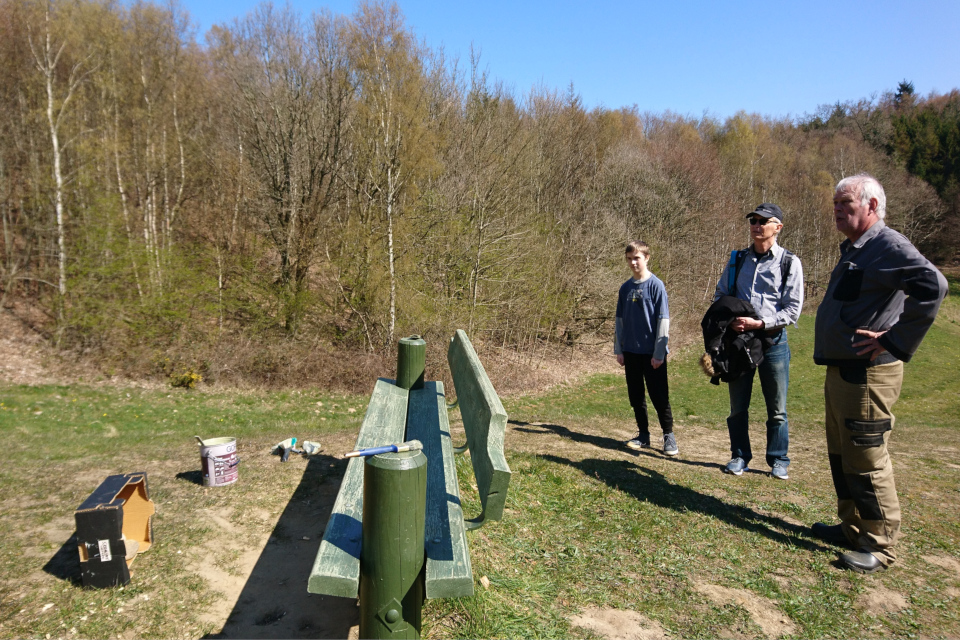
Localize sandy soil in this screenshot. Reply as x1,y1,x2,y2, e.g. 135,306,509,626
570,607,669,640
693,581,796,637
0,308,57,385
180,433,364,639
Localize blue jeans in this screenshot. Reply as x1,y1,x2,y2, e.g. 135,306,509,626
726,330,790,468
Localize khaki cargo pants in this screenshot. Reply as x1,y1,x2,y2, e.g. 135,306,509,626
824,362,903,566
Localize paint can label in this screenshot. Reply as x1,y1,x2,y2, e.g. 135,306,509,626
200,438,239,487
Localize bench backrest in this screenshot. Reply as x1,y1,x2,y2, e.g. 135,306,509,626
447,330,511,525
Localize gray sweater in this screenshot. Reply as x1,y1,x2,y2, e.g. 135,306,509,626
814,221,948,367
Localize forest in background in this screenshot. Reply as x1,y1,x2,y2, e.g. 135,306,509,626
1,0,958,390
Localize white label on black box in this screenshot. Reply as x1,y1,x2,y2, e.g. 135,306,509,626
98,539,112,562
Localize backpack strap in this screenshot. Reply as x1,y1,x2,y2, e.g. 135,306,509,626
730,247,795,296
779,249,794,293
727,249,748,296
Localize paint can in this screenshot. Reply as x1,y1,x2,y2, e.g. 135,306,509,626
195,436,239,487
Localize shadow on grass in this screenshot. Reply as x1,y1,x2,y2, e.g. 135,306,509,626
511,419,625,451
511,419,731,472
539,453,830,554
42,532,82,585
175,469,203,485
204,453,358,639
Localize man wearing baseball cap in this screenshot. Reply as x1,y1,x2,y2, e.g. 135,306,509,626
713,203,804,479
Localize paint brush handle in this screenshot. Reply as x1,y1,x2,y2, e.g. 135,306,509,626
344,440,423,458
344,444,396,458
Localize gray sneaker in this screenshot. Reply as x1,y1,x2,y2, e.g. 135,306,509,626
724,457,748,475
771,461,789,480
663,433,679,456
626,436,651,450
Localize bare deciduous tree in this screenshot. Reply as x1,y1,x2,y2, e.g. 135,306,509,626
213,4,351,332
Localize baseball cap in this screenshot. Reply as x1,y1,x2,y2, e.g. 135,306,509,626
746,203,784,223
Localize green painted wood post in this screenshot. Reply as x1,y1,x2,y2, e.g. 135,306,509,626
396,336,426,390
359,450,427,639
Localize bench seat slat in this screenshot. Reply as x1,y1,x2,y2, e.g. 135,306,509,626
406,381,474,599
308,378,408,598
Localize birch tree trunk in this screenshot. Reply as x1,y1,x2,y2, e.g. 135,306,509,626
29,5,88,322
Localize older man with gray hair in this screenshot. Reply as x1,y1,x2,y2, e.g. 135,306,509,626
811,173,948,573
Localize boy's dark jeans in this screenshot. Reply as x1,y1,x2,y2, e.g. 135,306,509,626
623,351,674,437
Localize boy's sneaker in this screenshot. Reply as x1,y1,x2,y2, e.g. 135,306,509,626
724,457,748,476
771,461,789,480
663,433,679,456
626,436,651,450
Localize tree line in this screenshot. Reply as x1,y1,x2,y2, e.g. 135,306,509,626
803,79,960,261
0,0,954,388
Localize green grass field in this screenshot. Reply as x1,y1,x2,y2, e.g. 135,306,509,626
437,293,960,639
1,286,958,639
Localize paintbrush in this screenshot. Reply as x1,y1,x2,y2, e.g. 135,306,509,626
344,440,423,458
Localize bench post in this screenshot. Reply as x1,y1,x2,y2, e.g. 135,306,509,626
396,335,426,390
359,451,428,639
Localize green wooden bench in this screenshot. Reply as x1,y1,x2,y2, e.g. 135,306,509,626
308,330,510,613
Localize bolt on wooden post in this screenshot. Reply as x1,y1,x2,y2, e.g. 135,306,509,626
359,450,427,639
396,335,425,390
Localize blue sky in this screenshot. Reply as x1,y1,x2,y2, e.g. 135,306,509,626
177,0,960,121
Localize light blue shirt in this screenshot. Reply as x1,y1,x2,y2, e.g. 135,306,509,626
714,242,804,330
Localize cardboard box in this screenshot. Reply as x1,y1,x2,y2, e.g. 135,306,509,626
75,472,155,588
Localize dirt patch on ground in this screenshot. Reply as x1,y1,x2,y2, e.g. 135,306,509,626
693,580,797,638
569,607,669,640
0,308,57,385
191,432,362,639
3,430,364,639
860,585,909,615
922,554,960,579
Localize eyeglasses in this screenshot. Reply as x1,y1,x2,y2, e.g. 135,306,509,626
748,217,776,226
